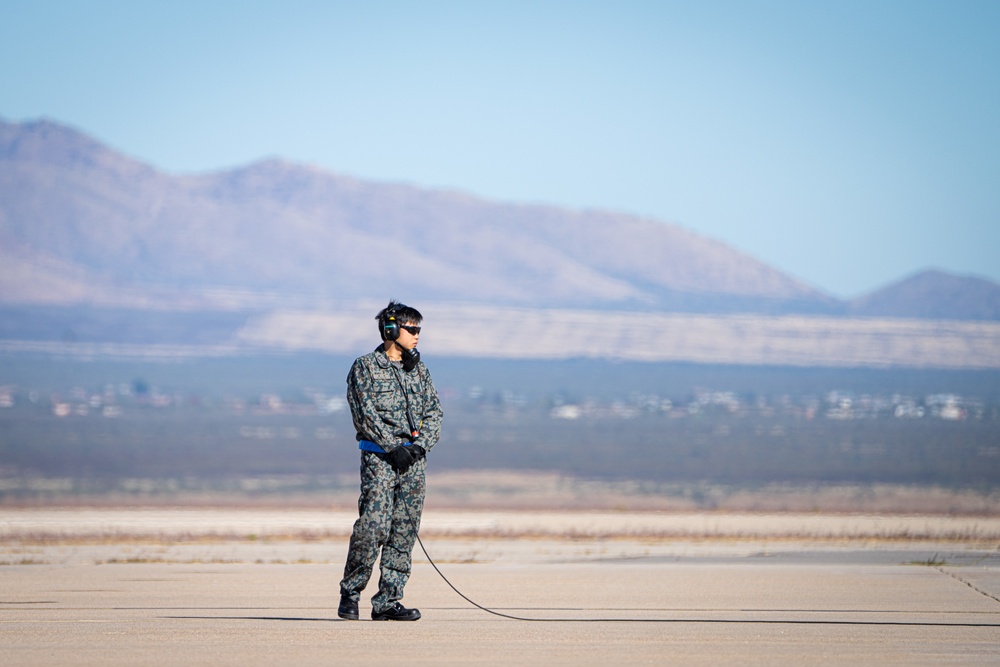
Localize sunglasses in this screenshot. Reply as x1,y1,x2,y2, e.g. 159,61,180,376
400,325,421,335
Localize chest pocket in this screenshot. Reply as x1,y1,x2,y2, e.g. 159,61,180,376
372,386,398,412
370,365,422,413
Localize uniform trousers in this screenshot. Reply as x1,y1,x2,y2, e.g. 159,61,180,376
339,451,426,613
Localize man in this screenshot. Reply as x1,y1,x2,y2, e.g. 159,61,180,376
338,300,444,621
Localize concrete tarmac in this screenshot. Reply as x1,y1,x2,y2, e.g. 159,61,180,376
3,551,999,666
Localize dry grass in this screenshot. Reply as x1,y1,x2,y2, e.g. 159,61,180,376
3,509,1000,545
424,471,1000,515
3,471,999,516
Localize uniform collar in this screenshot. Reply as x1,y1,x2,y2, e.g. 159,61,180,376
373,344,404,370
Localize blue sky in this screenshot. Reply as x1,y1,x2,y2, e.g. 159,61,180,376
2,0,998,298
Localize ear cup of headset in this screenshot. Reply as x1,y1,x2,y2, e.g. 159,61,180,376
383,317,400,341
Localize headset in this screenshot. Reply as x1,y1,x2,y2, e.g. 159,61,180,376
381,303,421,371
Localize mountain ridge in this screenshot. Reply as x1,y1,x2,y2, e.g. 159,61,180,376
0,118,835,312
1,117,998,325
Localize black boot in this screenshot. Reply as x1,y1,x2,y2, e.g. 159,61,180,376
371,602,421,621
338,596,359,620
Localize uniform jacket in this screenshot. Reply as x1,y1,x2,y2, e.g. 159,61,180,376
346,345,444,454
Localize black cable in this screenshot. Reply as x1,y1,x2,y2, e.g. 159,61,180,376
411,521,679,622
411,527,553,622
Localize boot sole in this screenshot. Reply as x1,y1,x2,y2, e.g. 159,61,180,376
371,611,421,621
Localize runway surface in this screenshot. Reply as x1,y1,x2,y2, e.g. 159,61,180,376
0,554,1000,666
3,541,999,665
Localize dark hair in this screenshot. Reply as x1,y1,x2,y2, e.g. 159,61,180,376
376,300,423,340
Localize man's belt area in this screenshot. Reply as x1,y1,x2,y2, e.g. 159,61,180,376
359,439,415,455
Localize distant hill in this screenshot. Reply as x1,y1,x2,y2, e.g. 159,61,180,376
1,118,836,313
850,270,1000,321
4,118,998,322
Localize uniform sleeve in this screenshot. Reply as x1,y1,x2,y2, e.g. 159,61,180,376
346,358,408,452
412,364,444,452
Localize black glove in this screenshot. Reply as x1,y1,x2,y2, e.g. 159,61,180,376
388,445,417,474
411,444,426,461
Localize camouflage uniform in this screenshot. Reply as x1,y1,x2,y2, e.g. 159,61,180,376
339,345,443,614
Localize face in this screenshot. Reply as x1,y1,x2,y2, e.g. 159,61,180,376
395,320,421,349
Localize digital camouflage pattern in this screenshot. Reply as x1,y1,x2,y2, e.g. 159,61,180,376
339,345,443,613
346,345,443,454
